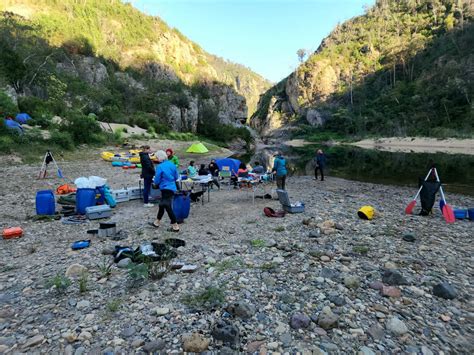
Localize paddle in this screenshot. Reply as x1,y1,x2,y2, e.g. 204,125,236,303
433,168,455,224
405,168,433,214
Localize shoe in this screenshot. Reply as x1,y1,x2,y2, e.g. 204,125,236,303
144,203,154,207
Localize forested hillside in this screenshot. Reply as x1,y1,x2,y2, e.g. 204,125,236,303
251,0,474,139
0,0,270,154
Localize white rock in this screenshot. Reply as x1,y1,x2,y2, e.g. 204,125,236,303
386,317,408,336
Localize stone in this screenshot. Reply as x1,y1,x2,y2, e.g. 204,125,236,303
381,286,401,297
117,258,132,269
320,255,331,262
432,282,457,299
65,264,87,278
308,230,321,238
121,327,136,338
211,321,240,345
101,247,116,255
317,311,338,330
382,270,408,285
76,300,90,310
367,324,385,340
142,340,165,352
23,335,44,348
344,275,360,289
289,312,311,329
359,346,376,355
402,233,416,242
182,333,210,353
280,332,292,347
369,281,384,290
272,256,285,264
154,307,170,316
226,302,256,319
319,268,340,280
131,339,145,348
386,317,408,336
327,294,346,306
267,342,279,350
62,332,77,343
247,340,265,352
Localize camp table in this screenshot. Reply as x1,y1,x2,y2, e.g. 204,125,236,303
181,176,213,205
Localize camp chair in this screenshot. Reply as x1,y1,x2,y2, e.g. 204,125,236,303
219,167,232,190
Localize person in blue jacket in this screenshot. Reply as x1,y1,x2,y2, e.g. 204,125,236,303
272,151,287,190
150,150,180,232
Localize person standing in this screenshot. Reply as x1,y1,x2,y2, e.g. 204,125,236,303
208,159,220,189
166,148,179,168
314,149,327,181
150,150,180,232
272,152,287,190
139,145,155,207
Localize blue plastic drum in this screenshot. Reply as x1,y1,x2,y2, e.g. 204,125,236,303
36,190,55,215
76,188,97,214
173,192,191,223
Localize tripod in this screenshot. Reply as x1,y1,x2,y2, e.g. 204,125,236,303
38,150,63,179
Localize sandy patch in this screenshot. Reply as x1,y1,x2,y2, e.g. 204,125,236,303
351,137,474,155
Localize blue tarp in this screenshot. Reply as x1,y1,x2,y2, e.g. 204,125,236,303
15,113,32,124
215,158,241,174
4,119,23,134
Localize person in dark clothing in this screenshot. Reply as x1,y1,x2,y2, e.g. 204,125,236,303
314,149,327,181
198,164,209,176
139,145,155,207
208,159,220,189
251,161,265,174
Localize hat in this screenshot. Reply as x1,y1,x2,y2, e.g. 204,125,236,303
358,206,375,220
273,151,280,157
166,148,173,155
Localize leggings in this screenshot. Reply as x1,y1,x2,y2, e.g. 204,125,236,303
157,189,177,224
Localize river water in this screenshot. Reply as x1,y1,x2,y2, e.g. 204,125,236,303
237,144,474,196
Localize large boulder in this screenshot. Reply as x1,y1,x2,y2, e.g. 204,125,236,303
75,57,109,85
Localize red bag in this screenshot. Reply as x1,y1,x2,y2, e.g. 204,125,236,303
263,207,286,218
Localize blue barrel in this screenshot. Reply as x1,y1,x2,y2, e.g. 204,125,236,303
173,192,191,223
76,188,97,214
468,208,474,221
36,190,55,215
96,185,105,205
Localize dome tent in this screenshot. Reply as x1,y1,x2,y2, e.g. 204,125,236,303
186,142,209,154
15,113,32,124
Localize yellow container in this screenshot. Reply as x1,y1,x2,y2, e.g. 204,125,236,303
358,205,375,220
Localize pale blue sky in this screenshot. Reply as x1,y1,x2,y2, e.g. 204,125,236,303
133,0,375,82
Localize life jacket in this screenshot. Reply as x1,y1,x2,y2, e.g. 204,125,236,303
56,184,77,195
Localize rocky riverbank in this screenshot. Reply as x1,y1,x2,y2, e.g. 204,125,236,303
0,155,473,354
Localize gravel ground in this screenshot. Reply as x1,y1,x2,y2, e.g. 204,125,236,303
0,154,473,354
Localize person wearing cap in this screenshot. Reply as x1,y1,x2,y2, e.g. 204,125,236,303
272,151,287,190
166,148,179,168
150,150,180,232
139,145,155,207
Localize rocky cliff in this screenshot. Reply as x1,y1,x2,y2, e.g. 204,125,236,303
251,0,474,138
0,0,270,133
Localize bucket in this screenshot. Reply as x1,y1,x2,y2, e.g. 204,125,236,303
36,190,55,215
173,192,191,223
76,188,97,214
96,185,105,205
468,208,474,221
454,209,467,219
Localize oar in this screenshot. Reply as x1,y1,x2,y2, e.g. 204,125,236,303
433,168,455,223
405,168,433,214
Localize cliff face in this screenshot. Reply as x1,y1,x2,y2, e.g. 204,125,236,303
0,0,270,132
251,0,474,138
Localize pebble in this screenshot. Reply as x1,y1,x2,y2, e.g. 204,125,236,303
182,333,210,353
154,307,170,316
117,258,132,269
432,282,457,299
317,311,338,330
344,275,360,289
382,270,408,285
76,300,91,310
386,317,409,336
211,321,240,345
65,264,87,278
23,335,45,348
142,340,165,352
381,285,401,297
289,312,311,329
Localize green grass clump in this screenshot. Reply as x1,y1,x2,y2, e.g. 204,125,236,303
250,239,266,248
46,273,71,294
353,245,369,255
182,286,225,309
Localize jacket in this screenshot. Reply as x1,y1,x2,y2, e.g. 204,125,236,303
316,153,327,168
154,160,179,192
208,163,219,177
272,156,287,176
139,152,155,178
169,155,179,168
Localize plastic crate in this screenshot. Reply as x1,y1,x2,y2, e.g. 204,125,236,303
127,186,142,200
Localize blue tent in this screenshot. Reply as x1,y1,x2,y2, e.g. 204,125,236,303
215,158,241,174
4,119,23,134
15,113,32,124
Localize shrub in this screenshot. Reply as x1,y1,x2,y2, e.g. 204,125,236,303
49,130,74,150
60,110,102,144
0,91,17,116
46,273,71,294
182,285,226,309
17,96,54,127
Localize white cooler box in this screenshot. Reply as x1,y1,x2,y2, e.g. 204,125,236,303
127,186,142,200
86,205,113,220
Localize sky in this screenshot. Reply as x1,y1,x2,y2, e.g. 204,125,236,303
132,0,375,83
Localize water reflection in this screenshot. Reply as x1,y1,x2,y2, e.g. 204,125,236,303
287,145,474,196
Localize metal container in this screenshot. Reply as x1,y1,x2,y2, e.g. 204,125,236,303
98,222,117,237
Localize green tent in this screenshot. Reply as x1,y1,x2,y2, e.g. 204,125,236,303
186,142,209,154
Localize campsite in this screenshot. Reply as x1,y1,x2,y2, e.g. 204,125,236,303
0,141,473,354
